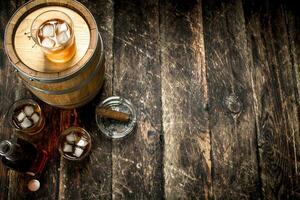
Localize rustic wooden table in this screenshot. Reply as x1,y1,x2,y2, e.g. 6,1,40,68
0,0,299,199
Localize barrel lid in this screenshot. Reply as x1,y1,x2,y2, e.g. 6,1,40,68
4,0,98,82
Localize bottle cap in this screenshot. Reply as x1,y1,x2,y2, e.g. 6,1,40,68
0,140,13,157
28,179,40,192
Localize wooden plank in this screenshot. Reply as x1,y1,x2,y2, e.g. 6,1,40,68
243,0,300,198
160,0,211,199
59,0,114,199
0,1,17,195
111,0,163,199
1,55,62,198
284,5,300,194
57,109,81,200
0,1,59,200
202,0,261,198
0,69,62,199
284,0,300,97
8,104,62,200
0,1,15,200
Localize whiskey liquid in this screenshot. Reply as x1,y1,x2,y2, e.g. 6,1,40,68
37,18,76,63
1,138,48,176
12,103,44,134
61,131,91,160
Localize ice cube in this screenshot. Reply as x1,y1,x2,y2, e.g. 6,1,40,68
41,24,55,37
76,138,88,147
31,113,40,124
24,105,34,116
20,117,32,129
74,147,84,157
63,143,73,153
16,111,26,122
66,133,76,143
41,38,55,48
56,22,68,34
56,31,70,45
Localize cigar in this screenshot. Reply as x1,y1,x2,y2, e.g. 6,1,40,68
96,107,130,122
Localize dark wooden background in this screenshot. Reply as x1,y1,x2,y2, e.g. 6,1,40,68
0,0,299,199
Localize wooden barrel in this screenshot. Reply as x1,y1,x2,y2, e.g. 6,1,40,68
4,0,105,108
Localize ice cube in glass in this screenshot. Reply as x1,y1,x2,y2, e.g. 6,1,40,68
41,38,55,48
31,113,40,124
41,23,55,37
56,31,70,45
56,22,68,34
63,143,73,153
24,105,35,116
66,133,76,143
74,147,84,158
76,138,88,147
20,117,33,129
16,111,26,122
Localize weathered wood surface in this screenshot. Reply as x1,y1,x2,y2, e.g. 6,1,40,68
203,0,260,198
1,2,62,200
244,0,300,199
58,0,114,199
160,0,211,199
0,0,299,199
112,0,163,199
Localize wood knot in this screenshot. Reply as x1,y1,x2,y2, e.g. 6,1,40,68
147,130,157,139
224,94,242,114
145,130,160,154
136,163,142,169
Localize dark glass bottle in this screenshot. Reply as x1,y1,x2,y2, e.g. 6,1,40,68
0,138,48,176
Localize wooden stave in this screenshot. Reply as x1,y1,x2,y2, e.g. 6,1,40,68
22,33,105,108
20,33,103,94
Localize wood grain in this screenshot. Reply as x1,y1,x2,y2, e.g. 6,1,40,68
5,0,97,76
0,1,18,200
160,0,211,199
243,0,300,198
13,6,90,72
2,9,62,200
112,0,163,199
0,10,14,200
0,0,300,199
284,6,300,196
8,105,62,200
59,0,114,199
203,0,260,198
0,2,30,200
5,0,105,108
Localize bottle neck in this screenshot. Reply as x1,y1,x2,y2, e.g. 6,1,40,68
0,140,21,161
